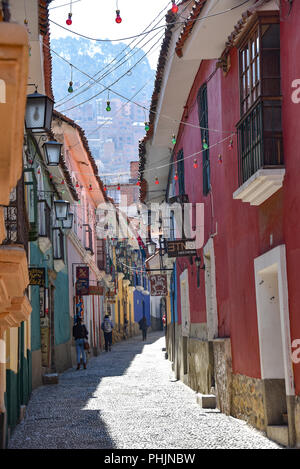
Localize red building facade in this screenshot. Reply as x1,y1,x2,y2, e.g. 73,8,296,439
140,0,300,447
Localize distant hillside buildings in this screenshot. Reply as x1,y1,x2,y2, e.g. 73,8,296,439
67,97,147,181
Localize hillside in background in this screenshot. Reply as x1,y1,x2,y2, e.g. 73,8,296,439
51,37,156,179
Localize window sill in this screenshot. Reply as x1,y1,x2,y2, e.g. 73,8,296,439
233,168,285,206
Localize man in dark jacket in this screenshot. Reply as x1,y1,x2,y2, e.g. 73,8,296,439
101,314,114,352
73,317,88,369
139,315,148,341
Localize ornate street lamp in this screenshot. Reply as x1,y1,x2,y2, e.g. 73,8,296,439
62,212,74,229
43,140,62,166
25,90,54,133
147,239,156,256
54,199,70,221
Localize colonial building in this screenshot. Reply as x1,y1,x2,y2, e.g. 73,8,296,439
139,0,300,447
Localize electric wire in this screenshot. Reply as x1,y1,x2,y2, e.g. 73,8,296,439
54,0,172,106
49,0,251,43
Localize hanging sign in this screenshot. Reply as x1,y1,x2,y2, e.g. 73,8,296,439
166,239,197,258
150,274,168,296
75,266,89,295
29,267,46,286
89,286,104,295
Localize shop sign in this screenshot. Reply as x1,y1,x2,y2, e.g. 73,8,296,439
29,267,46,286
166,239,197,258
150,274,168,296
89,286,104,295
75,266,89,295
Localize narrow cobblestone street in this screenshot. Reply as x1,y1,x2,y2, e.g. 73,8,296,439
8,332,281,450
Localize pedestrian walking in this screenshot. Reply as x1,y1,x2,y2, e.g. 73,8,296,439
101,313,114,352
139,314,148,341
123,315,129,340
73,317,88,370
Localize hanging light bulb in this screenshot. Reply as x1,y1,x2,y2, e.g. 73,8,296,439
203,139,209,150
115,9,122,23
193,159,198,169
171,1,178,13
66,12,72,25
228,139,233,150
37,168,41,175
89,184,92,191
61,179,65,185
155,177,159,185
174,171,178,181
106,100,111,112
68,81,73,93
136,181,141,186
76,181,80,188
117,183,121,190
144,122,150,132
103,185,107,192
49,173,53,180
172,135,176,145
218,154,223,164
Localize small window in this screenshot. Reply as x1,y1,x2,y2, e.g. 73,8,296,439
197,84,210,195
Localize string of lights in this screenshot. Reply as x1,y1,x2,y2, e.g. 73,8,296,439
56,27,166,109
43,37,234,135
57,31,167,113
49,0,250,43
54,0,193,107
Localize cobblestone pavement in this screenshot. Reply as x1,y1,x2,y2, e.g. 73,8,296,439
8,331,281,449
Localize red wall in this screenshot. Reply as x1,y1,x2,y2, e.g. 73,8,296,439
174,4,300,385
280,0,300,394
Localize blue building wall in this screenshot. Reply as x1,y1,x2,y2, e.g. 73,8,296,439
134,290,150,327
170,262,178,324
30,238,70,351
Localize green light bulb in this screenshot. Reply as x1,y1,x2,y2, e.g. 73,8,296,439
203,139,208,150
172,135,176,145
145,122,150,132
106,101,111,112
68,81,73,93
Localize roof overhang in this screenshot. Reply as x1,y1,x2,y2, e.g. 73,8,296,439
180,0,277,61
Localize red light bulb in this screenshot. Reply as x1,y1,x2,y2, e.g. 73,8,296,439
174,171,178,181
155,178,159,185
89,184,92,191
117,184,120,190
115,10,122,23
136,181,141,186
193,159,198,169
66,13,72,25
171,2,178,13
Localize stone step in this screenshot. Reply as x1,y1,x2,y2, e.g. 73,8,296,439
42,373,59,385
266,425,289,447
196,393,217,409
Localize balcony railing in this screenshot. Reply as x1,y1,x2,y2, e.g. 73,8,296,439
3,177,29,255
237,98,284,186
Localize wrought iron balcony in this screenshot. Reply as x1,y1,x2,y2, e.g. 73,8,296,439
234,98,285,206
3,177,29,255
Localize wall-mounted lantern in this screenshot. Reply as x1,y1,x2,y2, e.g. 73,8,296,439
43,140,62,166
54,199,70,221
62,212,74,230
25,90,54,133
